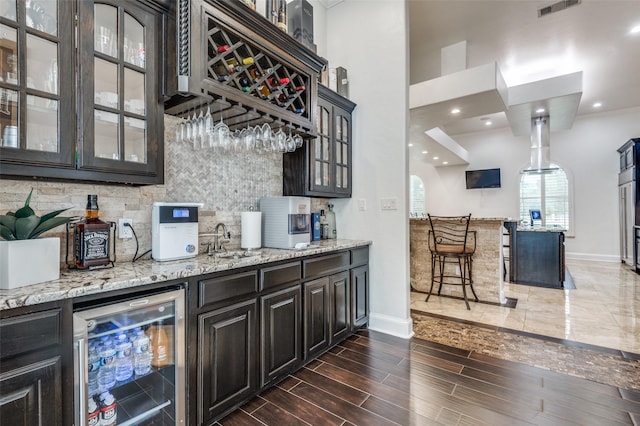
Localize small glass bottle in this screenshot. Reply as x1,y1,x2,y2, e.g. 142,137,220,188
326,204,336,239
73,195,111,269
320,209,328,240
147,322,170,368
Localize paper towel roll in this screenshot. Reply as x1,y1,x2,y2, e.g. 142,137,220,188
241,211,262,249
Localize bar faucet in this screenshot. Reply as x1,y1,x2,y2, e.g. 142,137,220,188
213,222,231,253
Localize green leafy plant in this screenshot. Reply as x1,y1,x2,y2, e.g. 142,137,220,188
0,188,77,240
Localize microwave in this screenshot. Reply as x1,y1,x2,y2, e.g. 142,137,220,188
260,197,311,249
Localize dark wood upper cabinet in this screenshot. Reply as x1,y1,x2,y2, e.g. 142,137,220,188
0,0,167,185
163,0,327,139
283,85,356,198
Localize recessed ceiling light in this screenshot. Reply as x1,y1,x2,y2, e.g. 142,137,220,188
451,108,461,114
421,150,428,154
535,108,546,113
593,102,602,108
631,25,640,34
442,161,449,165
433,156,439,160
485,121,492,126
408,143,413,147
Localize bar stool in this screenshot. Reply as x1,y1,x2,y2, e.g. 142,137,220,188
426,214,478,310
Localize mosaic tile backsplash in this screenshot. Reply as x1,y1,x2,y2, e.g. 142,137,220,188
0,115,330,262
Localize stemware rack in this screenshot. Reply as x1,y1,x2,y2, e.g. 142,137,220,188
164,0,327,139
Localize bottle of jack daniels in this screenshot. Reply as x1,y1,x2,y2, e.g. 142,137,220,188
73,195,111,269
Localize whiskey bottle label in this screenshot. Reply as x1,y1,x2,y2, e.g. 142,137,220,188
83,230,110,260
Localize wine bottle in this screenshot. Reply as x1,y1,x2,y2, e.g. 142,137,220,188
217,45,230,53
242,57,254,65
239,77,251,92
277,0,287,32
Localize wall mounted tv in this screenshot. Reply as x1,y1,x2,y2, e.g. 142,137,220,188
465,168,501,189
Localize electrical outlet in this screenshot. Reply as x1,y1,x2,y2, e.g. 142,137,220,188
358,199,366,211
380,197,398,211
118,218,133,239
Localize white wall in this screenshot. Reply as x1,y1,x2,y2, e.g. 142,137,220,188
323,0,412,337
411,106,640,262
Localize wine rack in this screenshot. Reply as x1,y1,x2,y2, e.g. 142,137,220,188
164,0,326,137
206,19,308,118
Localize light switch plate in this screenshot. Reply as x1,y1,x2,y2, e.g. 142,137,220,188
358,199,366,211
380,198,398,211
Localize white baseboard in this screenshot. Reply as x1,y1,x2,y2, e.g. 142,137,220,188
367,312,414,339
566,252,620,263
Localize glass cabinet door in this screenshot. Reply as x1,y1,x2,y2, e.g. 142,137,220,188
334,112,350,193
78,0,159,175
310,103,330,192
0,0,74,168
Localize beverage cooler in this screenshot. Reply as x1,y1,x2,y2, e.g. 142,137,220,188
73,288,186,426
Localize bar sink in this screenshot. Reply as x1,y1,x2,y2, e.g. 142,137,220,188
215,250,262,259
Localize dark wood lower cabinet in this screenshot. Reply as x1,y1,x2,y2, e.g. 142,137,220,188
0,355,63,425
351,264,369,330
198,299,258,426
260,285,302,387
329,271,350,344
0,302,71,426
303,277,331,360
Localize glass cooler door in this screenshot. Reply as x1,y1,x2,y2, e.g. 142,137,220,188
73,288,185,426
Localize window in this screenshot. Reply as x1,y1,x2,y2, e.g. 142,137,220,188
410,175,425,216
519,165,570,230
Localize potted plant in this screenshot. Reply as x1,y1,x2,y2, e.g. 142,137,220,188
0,188,77,289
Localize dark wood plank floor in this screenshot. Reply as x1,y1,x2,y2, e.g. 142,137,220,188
218,330,640,425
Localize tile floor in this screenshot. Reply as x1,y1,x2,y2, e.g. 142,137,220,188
410,259,640,354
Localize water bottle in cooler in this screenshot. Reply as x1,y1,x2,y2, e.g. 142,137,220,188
87,343,101,397
97,338,116,391
133,330,151,377
114,333,133,382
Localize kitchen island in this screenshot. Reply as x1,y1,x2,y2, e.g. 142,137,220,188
410,217,506,304
504,222,566,288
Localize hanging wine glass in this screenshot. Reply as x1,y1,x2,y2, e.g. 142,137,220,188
260,123,273,153
240,127,254,153
254,124,265,154
293,133,303,148
197,108,206,148
275,128,287,153
286,128,296,152
185,111,192,146
213,116,230,152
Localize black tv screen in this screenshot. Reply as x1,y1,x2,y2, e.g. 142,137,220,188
465,168,501,189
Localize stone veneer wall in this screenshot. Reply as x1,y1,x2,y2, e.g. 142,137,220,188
410,218,505,303
0,115,331,263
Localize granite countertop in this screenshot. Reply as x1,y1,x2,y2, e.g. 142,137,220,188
410,217,510,221
516,226,566,232
0,239,372,311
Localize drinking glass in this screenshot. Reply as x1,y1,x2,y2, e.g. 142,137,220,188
293,133,303,148
275,128,287,153
213,117,230,152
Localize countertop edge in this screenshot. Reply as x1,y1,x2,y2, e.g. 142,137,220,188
1,239,372,311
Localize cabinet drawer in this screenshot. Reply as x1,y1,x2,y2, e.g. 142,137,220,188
260,262,301,291
199,271,258,308
303,252,350,279
351,246,369,267
0,309,62,359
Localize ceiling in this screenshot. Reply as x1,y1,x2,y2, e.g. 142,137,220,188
408,0,640,166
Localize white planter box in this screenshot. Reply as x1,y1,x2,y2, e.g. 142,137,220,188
0,237,60,289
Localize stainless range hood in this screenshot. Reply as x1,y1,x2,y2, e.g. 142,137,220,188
523,116,559,173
